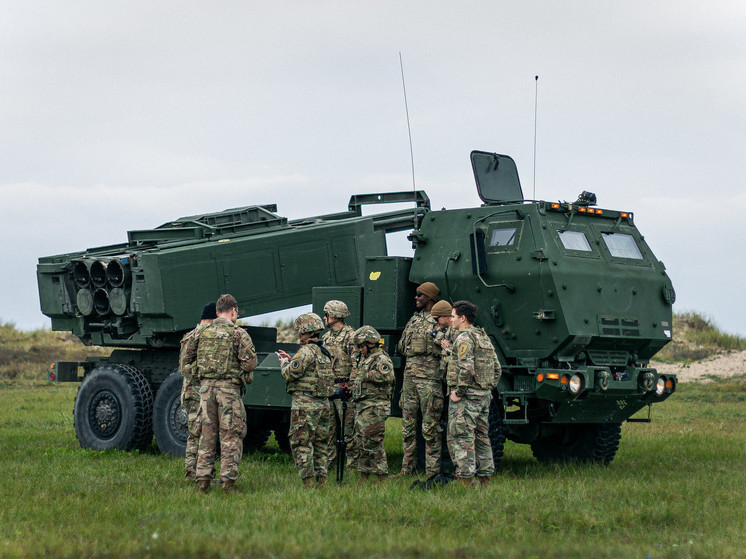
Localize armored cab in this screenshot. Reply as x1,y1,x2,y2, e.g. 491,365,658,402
38,150,676,465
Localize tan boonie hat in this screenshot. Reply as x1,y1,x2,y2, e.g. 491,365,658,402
417,282,440,302
430,300,453,317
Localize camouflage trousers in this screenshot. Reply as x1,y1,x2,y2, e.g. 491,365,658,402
447,391,494,479
180,381,201,477
355,399,390,475
289,393,331,480
195,381,247,482
327,397,357,468
399,376,444,476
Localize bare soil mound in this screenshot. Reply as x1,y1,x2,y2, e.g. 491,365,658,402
651,350,746,383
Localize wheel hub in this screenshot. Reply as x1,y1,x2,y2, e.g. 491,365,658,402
90,390,121,438
169,399,189,443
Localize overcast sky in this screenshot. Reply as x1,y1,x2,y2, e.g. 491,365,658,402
2,1,744,336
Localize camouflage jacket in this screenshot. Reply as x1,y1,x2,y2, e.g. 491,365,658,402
449,326,502,396
181,317,257,386
179,323,210,386
352,347,395,401
434,325,457,378
321,324,357,383
281,340,334,398
398,310,440,378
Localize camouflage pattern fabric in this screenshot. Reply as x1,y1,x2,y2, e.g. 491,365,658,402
288,393,332,480
184,317,256,483
195,381,247,482
397,310,443,475
399,376,444,476
322,324,358,466
447,392,494,478
434,325,457,378
181,317,257,386
179,324,207,477
281,342,334,480
449,326,502,395
353,347,394,474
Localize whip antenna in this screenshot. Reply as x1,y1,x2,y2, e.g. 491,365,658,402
533,75,539,200
399,52,418,228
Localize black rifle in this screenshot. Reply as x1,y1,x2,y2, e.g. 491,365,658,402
330,385,352,483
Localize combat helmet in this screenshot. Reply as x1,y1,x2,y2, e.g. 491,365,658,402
323,300,350,319
293,312,325,335
354,325,381,347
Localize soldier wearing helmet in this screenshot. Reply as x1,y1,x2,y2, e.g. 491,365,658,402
321,300,359,470
350,326,394,481
394,281,444,479
277,312,334,488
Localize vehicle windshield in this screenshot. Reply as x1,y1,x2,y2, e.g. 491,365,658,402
602,233,643,259
558,230,592,252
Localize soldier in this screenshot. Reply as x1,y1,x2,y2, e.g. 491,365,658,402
182,294,257,494
178,301,217,481
277,313,334,488
431,300,454,380
394,281,443,479
351,326,395,482
321,300,358,469
448,300,502,488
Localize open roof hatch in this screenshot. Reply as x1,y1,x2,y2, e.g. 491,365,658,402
470,150,524,204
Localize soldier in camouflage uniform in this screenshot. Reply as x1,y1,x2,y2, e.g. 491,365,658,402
181,294,257,494
178,302,217,481
351,326,394,481
448,300,502,488
278,313,334,488
395,281,443,478
321,300,358,469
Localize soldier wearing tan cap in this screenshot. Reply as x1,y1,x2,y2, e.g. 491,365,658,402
394,282,444,478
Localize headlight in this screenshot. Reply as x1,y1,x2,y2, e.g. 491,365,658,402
641,371,655,392
655,377,666,396
569,374,584,394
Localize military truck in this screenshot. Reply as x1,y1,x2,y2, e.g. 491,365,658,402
37,150,677,465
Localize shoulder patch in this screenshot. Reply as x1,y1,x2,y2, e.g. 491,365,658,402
458,341,470,360
291,360,300,370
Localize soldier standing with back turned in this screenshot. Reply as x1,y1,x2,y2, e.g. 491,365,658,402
178,301,217,482
448,300,502,488
277,313,334,488
182,294,257,494
321,300,358,469
394,281,443,479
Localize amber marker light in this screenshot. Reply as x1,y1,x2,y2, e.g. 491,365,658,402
536,373,545,382
551,203,560,209
560,375,569,385
578,207,587,213
546,373,559,380
621,212,629,218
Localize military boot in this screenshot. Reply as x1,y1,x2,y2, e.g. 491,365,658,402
391,469,413,479
198,479,211,494
222,479,240,494
359,472,371,482
302,477,315,489
316,477,327,488
457,476,473,488
477,476,490,488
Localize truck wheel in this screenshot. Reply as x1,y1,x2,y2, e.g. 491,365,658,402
488,395,506,468
530,423,622,465
74,364,154,451
153,370,188,456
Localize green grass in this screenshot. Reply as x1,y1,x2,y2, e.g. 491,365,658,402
1,377,745,558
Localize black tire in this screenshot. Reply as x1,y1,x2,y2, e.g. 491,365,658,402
74,364,154,451
153,370,188,456
530,422,622,465
488,395,506,468
274,423,291,452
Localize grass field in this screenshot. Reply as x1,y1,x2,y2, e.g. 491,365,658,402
1,375,744,558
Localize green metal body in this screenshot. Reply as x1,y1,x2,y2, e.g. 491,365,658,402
38,151,677,455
